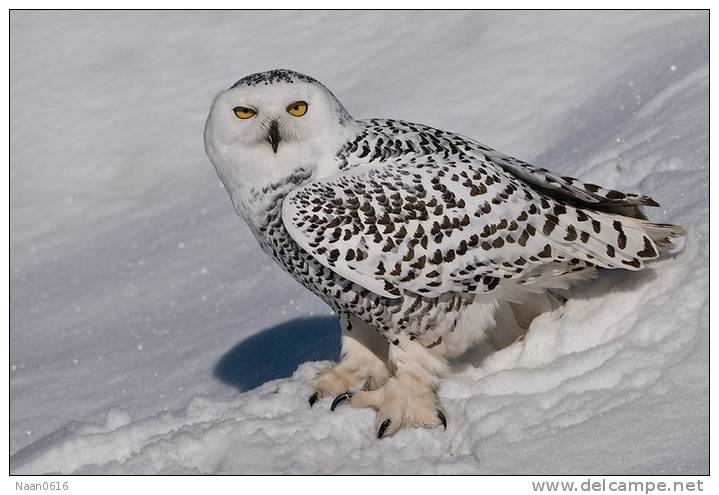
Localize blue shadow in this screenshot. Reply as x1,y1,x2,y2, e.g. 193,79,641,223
213,315,340,391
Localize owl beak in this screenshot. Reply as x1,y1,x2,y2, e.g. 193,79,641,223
267,121,281,154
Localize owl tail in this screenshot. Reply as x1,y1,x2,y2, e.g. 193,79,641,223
583,214,686,270
627,219,687,257
546,204,686,274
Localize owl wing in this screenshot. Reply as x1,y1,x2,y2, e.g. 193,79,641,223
281,158,669,299
475,146,659,208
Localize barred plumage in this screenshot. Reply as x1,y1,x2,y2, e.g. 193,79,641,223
204,69,684,437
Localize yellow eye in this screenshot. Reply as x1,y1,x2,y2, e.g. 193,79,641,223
233,106,256,119
287,101,308,117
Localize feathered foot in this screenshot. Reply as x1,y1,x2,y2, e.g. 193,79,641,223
309,348,389,407
309,314,390,408
332,372,447,438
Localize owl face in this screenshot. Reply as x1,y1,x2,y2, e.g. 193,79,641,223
204,71,357,204
206,81,337,153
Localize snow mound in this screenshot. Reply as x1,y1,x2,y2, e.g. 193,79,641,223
10,11,707,474
10,250,708,474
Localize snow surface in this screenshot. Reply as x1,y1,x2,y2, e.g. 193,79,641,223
10,10,708,474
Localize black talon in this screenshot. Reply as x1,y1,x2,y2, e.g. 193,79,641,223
437,410,447,430
309,392,318,408
330,392,352,411
377,419,391,439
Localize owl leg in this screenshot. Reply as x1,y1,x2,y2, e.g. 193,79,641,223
309,314,389,407
335,335,449,438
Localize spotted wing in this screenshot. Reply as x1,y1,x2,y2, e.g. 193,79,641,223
464,143,659,209
282,160,668,299
343,119,660,209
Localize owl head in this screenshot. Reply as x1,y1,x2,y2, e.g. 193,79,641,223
204,69,357,208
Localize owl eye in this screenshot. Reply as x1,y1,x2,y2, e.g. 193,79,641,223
287,101,308,117
233,106,256,119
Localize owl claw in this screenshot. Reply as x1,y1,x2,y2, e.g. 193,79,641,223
330,392,353,411
377,419,392,439
437,410,447,430
308,392,319,408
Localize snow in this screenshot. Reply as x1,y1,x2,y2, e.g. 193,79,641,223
10,10,707,474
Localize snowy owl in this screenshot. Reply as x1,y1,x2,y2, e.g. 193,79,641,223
204,69,684,438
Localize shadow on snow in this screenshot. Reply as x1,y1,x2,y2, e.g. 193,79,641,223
214,315,340,392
